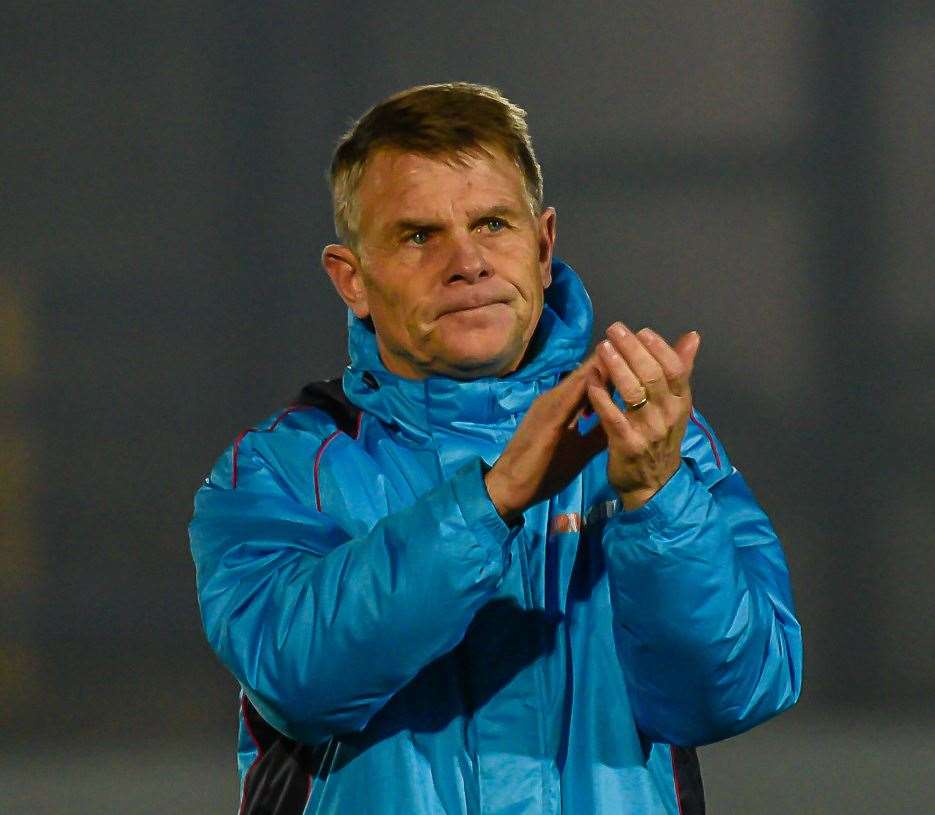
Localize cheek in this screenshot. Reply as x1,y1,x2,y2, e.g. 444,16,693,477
510,257,546,313
369,284,431,351
522,300,543,342
515,272,546,340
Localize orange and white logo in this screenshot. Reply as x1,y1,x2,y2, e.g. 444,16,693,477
549,513,581,535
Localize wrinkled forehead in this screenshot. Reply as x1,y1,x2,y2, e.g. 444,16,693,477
355,146,531,233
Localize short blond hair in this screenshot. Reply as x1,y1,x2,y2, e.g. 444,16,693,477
327,82,544,251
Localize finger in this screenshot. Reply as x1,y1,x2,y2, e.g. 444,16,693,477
561,350,612,425
580,350,612,416
636,328,699,398
606,323,667,398
673,331,701,385
587,383,642,448
548,350,606,423
598,339,649,408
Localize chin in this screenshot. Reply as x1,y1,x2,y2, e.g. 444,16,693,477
437,338,524,379
424,308,531,378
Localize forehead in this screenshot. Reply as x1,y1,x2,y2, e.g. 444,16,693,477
356,147,529,230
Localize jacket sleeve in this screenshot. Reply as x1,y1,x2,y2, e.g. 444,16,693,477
189,427,520,746
601,407,803,747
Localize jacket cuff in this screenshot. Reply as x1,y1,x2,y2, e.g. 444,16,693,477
611,460,697,531
450,458,523,554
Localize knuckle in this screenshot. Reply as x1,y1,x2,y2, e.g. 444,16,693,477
665,362,684,380
623,389,646,405
639,367,664,385
645,412,668,438
609,413,629,432
609,354,632,377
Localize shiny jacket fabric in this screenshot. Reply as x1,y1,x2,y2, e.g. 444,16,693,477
189,259,803,814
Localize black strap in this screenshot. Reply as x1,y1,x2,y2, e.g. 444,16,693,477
293,376,361,435
240,696,328,815
672,745,706,814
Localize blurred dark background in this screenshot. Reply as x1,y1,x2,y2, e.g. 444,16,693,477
3,2,933,812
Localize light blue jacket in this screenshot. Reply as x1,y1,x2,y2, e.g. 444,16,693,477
189,259,803,814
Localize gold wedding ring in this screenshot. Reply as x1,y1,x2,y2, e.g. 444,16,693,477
625,390,649,411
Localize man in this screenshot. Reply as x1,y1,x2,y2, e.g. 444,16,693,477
190,82,802,814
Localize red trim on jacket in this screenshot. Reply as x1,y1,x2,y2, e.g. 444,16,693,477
313,411,363,512
689,409,722,470
231,405,318,489
670,745,685,815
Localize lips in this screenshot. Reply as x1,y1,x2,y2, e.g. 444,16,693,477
437,298,510,318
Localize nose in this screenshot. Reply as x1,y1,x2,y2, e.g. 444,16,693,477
444,233,491,285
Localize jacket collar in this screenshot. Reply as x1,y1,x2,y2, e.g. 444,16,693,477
342,258,593,438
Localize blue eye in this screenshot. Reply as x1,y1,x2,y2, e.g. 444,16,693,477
486,217,505,232
410,230,429,245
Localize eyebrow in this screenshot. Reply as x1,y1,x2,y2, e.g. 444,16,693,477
385,204,523,238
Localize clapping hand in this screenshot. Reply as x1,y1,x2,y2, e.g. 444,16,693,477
588,323,701,510
484,323,701,521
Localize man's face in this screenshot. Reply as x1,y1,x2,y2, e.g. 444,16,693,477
324,146,556,380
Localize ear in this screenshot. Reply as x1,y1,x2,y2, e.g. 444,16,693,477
322,244,370,319
536,206,557,289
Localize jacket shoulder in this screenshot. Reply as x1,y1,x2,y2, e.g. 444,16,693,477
204,384,361,502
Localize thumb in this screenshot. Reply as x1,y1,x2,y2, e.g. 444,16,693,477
674,331,701,377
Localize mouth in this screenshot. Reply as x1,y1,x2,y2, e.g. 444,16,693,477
437,300,510,318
